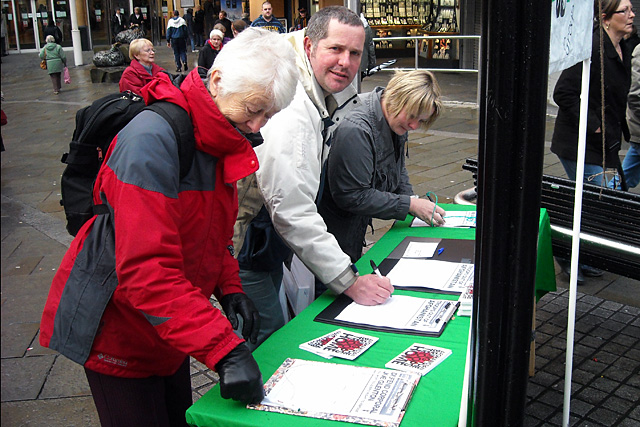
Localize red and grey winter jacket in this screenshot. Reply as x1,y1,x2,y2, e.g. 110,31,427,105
40,70,259,378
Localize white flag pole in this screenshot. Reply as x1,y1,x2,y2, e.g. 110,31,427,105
562,57,591,427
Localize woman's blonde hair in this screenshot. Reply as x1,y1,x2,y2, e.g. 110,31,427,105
129,38,153,61
382,70,442,131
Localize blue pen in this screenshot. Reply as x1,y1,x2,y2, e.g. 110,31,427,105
437,248,445,256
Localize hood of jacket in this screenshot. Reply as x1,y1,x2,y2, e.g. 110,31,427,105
44,42,59,51
168,16,187,29
141,71,259,184
284,30,331,120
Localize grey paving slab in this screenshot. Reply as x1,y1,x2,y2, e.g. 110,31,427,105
1,355,56,401
1,322,40,359
39,356,92,399
1,397,100,427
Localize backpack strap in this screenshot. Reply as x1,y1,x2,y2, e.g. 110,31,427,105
145,102,196,180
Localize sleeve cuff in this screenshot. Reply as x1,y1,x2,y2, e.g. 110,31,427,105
327,264,359,294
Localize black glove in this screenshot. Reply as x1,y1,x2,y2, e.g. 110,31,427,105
215,343,264,404
220,293,260,344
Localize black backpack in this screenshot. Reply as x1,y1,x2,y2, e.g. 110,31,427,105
60,90,195,236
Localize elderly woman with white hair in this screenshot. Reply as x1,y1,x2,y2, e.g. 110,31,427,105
119,38,165,95
39,34,66,95
39,28,299,426
198,28,224,70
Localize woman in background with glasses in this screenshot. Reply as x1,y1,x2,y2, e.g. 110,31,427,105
551,0,634,283
119,38,165,96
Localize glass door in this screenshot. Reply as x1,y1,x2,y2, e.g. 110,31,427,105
34,0,48,46
88,0,109,46
52,0,73,46
11,0,35,49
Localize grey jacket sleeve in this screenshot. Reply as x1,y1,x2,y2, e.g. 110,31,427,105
327,121,411,220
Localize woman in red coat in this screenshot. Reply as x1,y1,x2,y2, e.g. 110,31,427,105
119,38,165,95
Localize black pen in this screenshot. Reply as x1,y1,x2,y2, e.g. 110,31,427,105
370,260,384,279
370,260,392,299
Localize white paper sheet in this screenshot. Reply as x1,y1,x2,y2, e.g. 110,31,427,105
412,211,476,228
402,241,439,258
386,259,474,293
335,295,457,334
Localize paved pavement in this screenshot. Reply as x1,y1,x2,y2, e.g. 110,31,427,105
1,46,639,426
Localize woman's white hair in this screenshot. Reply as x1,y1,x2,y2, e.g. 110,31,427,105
209,29,224,40
45,35,56,43
207,28,298,113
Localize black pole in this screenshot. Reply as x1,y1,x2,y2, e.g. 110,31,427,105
468,0,552,425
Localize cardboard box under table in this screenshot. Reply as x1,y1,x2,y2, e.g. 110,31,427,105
186,205,556,427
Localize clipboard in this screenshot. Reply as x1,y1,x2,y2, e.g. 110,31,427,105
314,294,459,338
377,237,475,294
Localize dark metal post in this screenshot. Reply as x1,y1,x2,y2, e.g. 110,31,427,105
467,0,552,425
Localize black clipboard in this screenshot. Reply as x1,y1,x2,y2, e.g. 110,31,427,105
378,237,475,294
314,294,459,338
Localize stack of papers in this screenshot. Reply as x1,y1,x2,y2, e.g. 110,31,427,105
249,358,420,427
386,258,474,294
457,284,473,316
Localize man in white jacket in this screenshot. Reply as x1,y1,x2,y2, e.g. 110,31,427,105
252,6,393,309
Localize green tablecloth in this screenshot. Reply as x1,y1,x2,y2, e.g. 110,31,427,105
186,205,556,427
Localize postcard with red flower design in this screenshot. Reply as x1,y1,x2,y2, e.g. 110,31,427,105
299,329,378,360
385,343,452,376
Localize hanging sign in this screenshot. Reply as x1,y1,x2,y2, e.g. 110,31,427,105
549,0,594,74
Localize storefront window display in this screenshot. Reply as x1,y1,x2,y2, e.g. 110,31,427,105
363,0,460,67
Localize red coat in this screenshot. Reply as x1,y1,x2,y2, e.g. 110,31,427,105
40,70,259,378
119,59,165,95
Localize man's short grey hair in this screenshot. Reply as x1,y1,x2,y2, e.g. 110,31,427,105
45,35,56,43
305,6,363,49
207,28,298,113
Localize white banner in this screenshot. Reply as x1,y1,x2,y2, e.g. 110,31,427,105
549,0,594,74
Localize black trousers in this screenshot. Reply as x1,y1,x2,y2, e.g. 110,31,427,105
84,357,192,427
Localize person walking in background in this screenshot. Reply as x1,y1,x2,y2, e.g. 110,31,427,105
203,0,216,34
39,34,66,95
166,10,189,73
119,38,165,95
360,13,376,79
290,7,309,31
215,10,233,39
43,18,62,45
551,0,634,282
197,28,223,70
112,8,127,41
241,12,251,26
185,8,197,52
214,23,231,45
250,1,285,33
194,5,205,47
618,43,640,188
129,7,146,32
318,70,445,263
231,19,247,38
39,28,299,426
